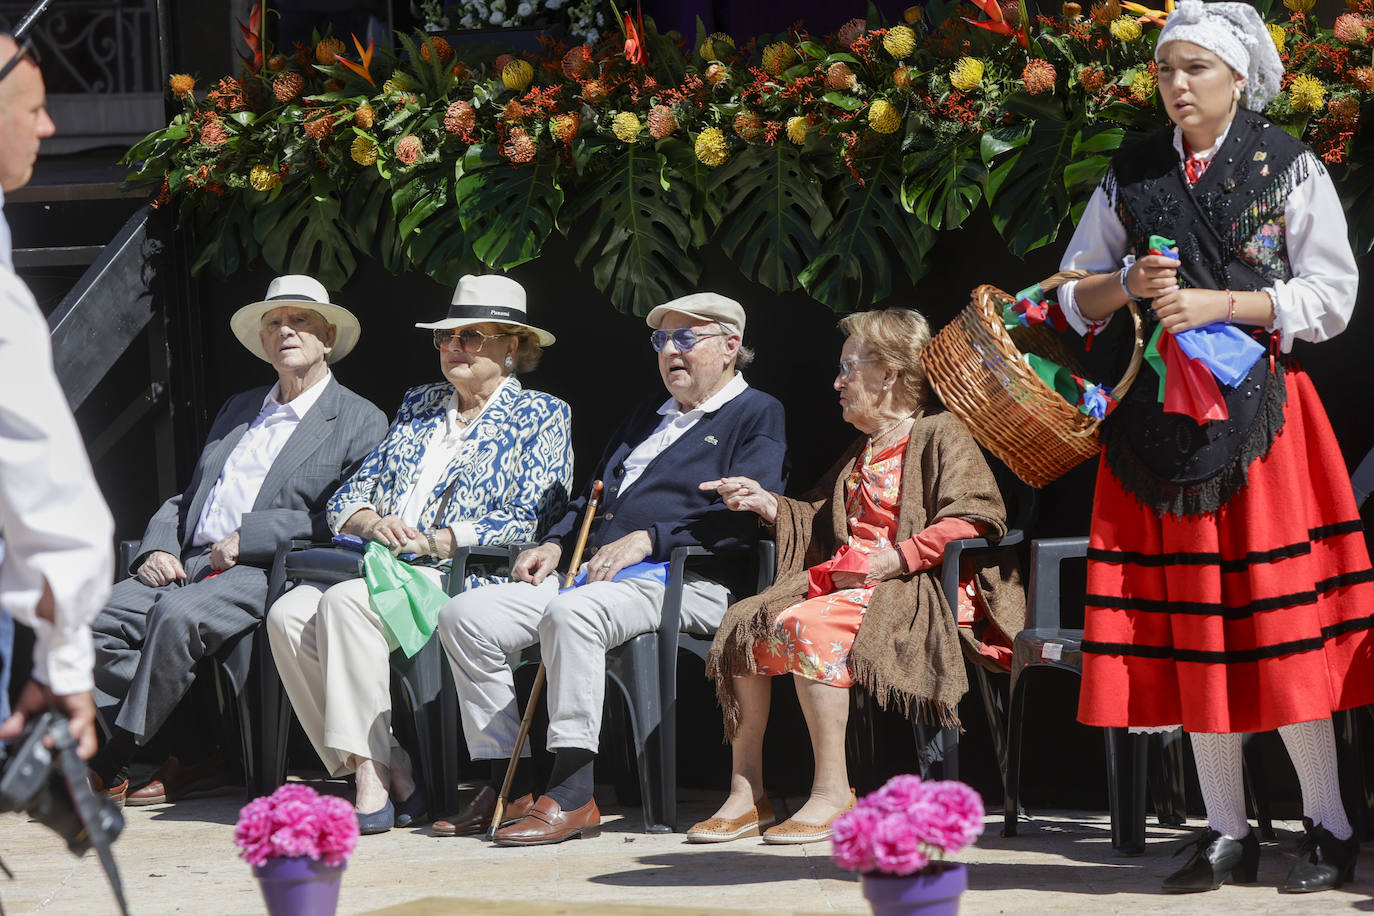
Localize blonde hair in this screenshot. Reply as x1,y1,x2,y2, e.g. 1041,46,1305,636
837,308,932,410
501,326,544,374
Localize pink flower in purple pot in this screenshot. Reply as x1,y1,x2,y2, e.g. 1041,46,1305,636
829,774,985,878
235,784,359,868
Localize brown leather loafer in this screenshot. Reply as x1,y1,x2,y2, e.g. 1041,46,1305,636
432,786,536,837
762,790,856,845
492,796,601,847
686,796,776,843
127,755,233,807
88,771,128,807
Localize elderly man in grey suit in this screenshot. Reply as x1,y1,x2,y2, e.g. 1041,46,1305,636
89,275,387,805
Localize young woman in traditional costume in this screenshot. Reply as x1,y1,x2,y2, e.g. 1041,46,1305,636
1055,0,1373,894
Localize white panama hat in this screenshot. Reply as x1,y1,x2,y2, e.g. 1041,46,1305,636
230,275,362,364
414,274,556,347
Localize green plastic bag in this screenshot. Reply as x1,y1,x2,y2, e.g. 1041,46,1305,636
362,541,449,657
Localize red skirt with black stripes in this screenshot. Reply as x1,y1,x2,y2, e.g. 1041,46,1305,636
1078,368,1374,734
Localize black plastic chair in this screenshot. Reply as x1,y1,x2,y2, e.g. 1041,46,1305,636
602,541,775,833
259,542,526,816
1002,536,1254,853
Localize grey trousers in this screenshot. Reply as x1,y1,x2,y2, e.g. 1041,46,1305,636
437,568,730,760
92,552,268,742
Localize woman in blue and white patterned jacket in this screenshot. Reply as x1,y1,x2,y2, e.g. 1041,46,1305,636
267,275,573,833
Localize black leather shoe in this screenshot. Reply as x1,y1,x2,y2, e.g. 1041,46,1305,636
1162,829,1260,893
1282,822,1359,893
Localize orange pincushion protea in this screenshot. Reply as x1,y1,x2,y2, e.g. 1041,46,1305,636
444,100,476,134
583,79,609,102
316,38,346,65
395,134,422,165
562,46,593,79
503,99,527,122
169,73,195,97
1022,59,1057,94
354,104,374,128
826,62,858,91
503,127,536,163
273,71,304,103
551,112,581,142
648,105,677,139
420,36,453,63
303,114,336,139
733,110,764,140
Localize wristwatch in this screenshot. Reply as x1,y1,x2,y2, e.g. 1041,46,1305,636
425,530,439,557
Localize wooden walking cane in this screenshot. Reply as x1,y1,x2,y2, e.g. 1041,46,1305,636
489,479,604,836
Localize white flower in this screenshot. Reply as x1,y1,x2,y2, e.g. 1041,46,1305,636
490,10,504,24
517,1,532,15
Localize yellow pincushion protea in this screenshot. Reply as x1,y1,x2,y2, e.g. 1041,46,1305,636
868,99,902,134
786,116,809,145
1283,0,1315,12
249,164,277,191
699,32,735,61
502,59,534,92
949,58,985,92
612,111,641,143
1288,74,1326,112
883,25,917,59
1110,17,1142,41
351,136,378,166
1266,24,1286,54
762,42,799,77
1130,69,1157,102
168,73,195,97
695,127,729,166
551,112,581,142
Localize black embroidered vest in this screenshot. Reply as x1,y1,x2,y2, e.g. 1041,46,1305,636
1099,108,1316,517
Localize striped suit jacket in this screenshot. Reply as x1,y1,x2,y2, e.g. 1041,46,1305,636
134,376,388,571
326,379,573,578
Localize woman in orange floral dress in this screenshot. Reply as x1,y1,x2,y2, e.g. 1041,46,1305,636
689,309,1023,845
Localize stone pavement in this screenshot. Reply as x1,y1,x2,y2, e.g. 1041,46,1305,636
0,784,1369,915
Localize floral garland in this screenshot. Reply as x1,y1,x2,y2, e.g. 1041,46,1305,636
126,0,1374,313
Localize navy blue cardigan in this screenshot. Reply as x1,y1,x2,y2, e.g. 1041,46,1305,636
544,385,788,560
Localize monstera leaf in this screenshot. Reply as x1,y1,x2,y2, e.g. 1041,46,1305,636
189,195,260,279
252,174,357,288
456,144,562,270
560,144,699,315
799,148,935,311
658,136,726,247
709,143,833,295
902,134,986,232
1064,124,1129,222
341,167,404,275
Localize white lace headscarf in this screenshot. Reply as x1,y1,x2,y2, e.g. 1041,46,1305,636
1155,0,1284,110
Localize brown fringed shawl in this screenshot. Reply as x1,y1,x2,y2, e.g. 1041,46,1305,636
707,409,1026,740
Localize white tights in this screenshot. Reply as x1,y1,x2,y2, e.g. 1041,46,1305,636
1189,718,1352,841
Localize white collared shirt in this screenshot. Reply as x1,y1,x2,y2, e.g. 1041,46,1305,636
618,372,749,494
395,377,511,539
192,372,332,546
0,268,113,693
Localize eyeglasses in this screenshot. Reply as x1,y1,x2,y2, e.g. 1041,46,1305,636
650,328,729,353
432,328,513,352
0,35,39,86
837,358,882,380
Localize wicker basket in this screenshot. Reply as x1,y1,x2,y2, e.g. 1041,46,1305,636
924,270,1145,488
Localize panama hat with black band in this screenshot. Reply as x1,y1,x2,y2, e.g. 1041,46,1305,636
230,275,363,364
414,274,556,346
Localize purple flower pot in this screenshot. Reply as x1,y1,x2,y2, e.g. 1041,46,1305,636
253,856,345,916
861,863,967,916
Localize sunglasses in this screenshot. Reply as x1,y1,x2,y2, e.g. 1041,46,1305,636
0,35,39,86
837,358,882,380
650,328,729,353
432,328,512,352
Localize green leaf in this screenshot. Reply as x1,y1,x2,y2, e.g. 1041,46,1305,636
190,196,260,279
824,91,864,111
799,149,935,310
341,167,404,274
561,145,699,314
456,146,562,270
253,175,357,288
800,40,828,60
981,111,1081,256
658,136,725,246
406,203,480,288
709,144,832,296
901,136,986,231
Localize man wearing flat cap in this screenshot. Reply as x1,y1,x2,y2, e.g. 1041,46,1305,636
89,275,387,805
436,292,787,845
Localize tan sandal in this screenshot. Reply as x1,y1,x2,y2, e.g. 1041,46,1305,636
761,790,856,845
686,796,776,843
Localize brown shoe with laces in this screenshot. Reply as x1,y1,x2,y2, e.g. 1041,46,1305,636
686,796,776,843
762,790,856,845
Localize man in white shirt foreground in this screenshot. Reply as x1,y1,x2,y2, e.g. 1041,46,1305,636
88,276,387,805
0,32,113,761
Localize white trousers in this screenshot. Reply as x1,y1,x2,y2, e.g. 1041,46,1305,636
265,570,443,777
437,569,729,759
